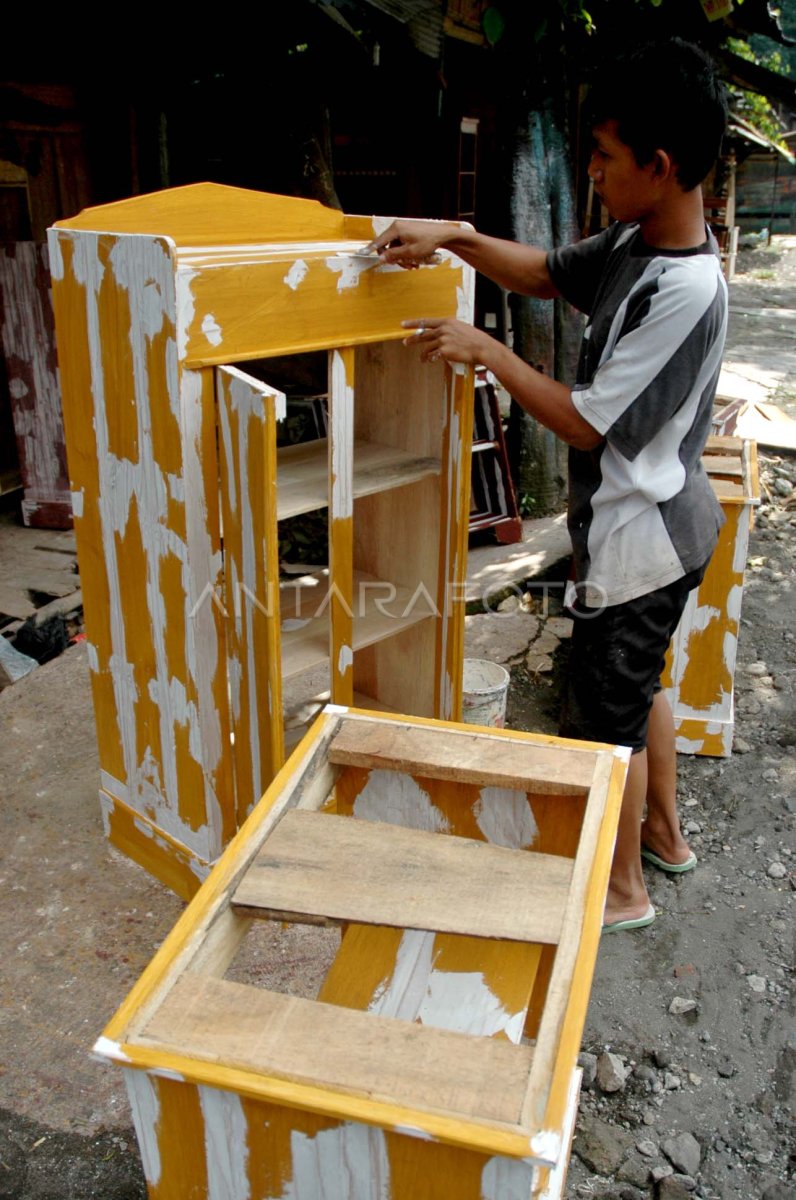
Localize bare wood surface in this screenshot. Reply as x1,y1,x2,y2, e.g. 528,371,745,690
329,718,596,794
232,810,573,945
140,973,533,1125
277,437,441,519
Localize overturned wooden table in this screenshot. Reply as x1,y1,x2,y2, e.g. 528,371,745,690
94,708,629,1199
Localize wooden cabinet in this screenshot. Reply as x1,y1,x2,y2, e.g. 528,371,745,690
49,184,475,898
94,708,629,1200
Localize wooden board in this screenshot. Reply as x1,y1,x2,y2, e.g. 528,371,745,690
329,718,596,794
232,810,573,945
140,973,533,1127
277,437,441,520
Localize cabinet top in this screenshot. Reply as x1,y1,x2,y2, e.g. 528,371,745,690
53,182,376,248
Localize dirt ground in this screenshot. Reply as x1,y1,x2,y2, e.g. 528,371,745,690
0,238,794,1199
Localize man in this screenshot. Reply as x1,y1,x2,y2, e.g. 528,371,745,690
365,38,729,932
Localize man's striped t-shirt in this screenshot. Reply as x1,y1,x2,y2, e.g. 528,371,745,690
547,222,727,608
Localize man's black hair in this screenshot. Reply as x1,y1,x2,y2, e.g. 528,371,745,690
587,38,728,191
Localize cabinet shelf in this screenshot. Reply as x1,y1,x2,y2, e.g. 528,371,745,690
281,569,437,681
277,438,441,520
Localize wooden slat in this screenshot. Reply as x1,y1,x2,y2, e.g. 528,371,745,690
277,437,441,519
140,973,533,1126
281,571,436,681
703,454,744,477
232,810,573,945
329,718,596,794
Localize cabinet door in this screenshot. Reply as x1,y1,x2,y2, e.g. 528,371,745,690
217,365,285,823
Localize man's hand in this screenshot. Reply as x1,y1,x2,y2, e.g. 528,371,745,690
363,220,460,269
402,318,494,365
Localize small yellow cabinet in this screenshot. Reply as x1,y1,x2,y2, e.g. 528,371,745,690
49,184,475,898
663,436,760,756
93,708,629,1200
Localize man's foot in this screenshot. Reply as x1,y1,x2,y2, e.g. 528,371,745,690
641,846,697,874
640,818,693,870
603,902,656,934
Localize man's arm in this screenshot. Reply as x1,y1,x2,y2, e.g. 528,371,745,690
403,318,601,452
365,220,558,299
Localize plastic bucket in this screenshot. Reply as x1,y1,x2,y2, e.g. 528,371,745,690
461,658,510,728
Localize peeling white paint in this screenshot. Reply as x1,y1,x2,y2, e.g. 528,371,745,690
70,488,84,518
613,745,632,763
86,641,99,672
149,1067,187,1082
338,644,353,675
481,1155,536,1200
284,259,309,290
100,770,129,803
125,1070,162,1186
47,230,65,281
686,602,722,634
201,312,223,346
353,770,449,832
199,1087,250,1200
281,1123,390,1199
421,968,526,1041
473,787,538,849
392,1125,434,1142
92,1036,131,1063
330,351,354,520
9,377,29,400
527,1128,561,1166
368,929,436,1019
175,266,199,361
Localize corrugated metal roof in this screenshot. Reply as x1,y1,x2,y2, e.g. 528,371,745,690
361,0,445,58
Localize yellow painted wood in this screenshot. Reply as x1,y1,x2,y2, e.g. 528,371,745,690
216,366,286,824
524,753,627,1133
176,253,469,367
437,365,476,720
101,789,211,903
329,348,355,706
663,438,759,756
54,181,347,245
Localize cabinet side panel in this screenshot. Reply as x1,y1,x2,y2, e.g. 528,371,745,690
49,228,234,873
48,229,126,787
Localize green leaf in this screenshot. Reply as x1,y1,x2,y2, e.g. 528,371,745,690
482,6,506,45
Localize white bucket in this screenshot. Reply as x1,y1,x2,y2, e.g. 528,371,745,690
461,658,510,728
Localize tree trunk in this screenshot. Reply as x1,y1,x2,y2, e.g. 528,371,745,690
508,96,582,514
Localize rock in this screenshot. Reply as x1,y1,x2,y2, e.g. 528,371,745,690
545,616,574,639
525,651,554,673
768,862,788,879
464,612,538,662
579,1051,598,1090
0,635,38,689
747,974,768,993
597,1051,629,1093
668,997,697,1015
717,1059,736,1078
746,661,769,676
617,1152,651,1188
733,736,752,753
636,1139,658,1158
663,1073,682,1090
531,630,561,656
661,1131,701,1176
683,820,701,834
762,767,780,782
773,477,793,496
651,1162,674,1182
573,1113,635,1175
652,1048,672,1069
762,1184,794,1200
657,1175,695,1198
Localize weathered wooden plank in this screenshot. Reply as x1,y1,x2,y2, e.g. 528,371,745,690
140,973,533,1126
232,810,573,945
329,718,597,794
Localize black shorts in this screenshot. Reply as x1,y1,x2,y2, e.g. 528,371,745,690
559,564,707,753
